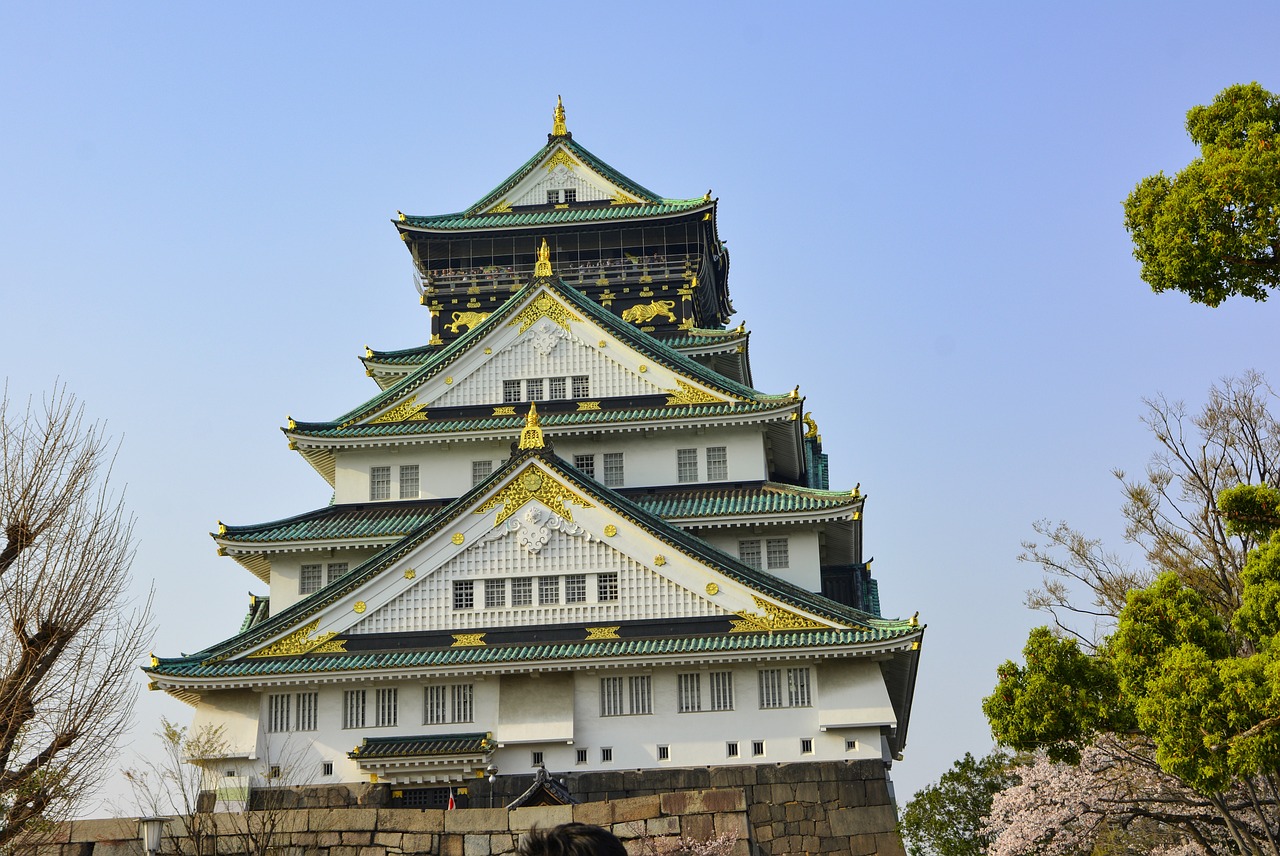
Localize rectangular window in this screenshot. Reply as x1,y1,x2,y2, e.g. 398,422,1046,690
424,685,446,725
706,446,728,481
601,747,613,763
267,694,290,733
801,738,814,754
576,749,588,765
322,762,333,776
563,188,577,203
399,465,419,499
376,688,398,727
342,690,366,729
726,741,739,759
452,684,473,723
597,572,619,602
453,580,475,610
269,765,281,779
503,380,522,403
571,375,590,398
299,564,323,595
546,190,559,205
326,562,348,586
788,667,812,707
767,538,790,569
573,454,596,479
657,745,670,761
710,671,735,711
565,574,587,604
295,692,318,731
485,578,506,608
538,576,560,605
526,378,544,401
600,677,624,717
548,377,567,399
677,448,699,483
752,740,766,757
602,452,624,487
370,466,391,501
845,739,858,752
759,669,784,709
472,459,493,485
512,577,533,606
531,750,544,767
677,673,701,713
738,540,762,570
629,675,652,715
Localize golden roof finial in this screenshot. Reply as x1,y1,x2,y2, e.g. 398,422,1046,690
552,95,567,136
534,238,553,277
518,401,545,450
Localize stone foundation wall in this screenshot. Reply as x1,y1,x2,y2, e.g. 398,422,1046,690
25,763,906,856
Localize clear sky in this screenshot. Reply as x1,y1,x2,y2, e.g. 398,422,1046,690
3,1,1278,815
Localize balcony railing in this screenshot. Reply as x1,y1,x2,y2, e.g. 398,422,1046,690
419,253,702,292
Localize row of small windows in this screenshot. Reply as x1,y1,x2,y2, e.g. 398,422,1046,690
546,189,577,204
573,452,624,487
267,669,809,733
453,572,619,610
371,465,419,501
299,562,349,595
739,538,789,571
677,447,728,483
555,736,821,767
503,376,590,404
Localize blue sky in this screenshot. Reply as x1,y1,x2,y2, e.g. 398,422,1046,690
3,1,1278,812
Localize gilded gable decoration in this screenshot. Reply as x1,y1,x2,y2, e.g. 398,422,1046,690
729,596,827,633
483,505,595,555
248,619,347,658
510,293,582,334
545,149,578,172
370,395,428,424
475,463,592,525
664,381,722,406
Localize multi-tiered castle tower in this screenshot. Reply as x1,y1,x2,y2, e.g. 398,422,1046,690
147,99,922,811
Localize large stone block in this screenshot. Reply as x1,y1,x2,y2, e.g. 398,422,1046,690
401,832,438,853
463,833,491,856
794,781,821,803
439,834,464,856
865,778,891,806
445,807,509,834
509,805,572,831
610,795,661,824
708,765,757,788
340,829,374,845
68,818,137,843
679,813,715,841
645,816,680,837
571,800,614,826
660,788,745,816
311,807,378,832
713,812,749,840
828,804,896,838
374,831,405,848
875,831,908,856
837,779,867,807
848,833,879,856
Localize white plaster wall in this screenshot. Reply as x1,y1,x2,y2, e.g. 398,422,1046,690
192,690,263,760
268,548,380,612
702,528,822,591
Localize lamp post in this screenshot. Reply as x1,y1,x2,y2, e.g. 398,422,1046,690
486,765,498,808
137,816,168,856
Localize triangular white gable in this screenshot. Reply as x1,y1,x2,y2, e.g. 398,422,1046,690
361,287,732,422
484,145,643,213
349,515,730,635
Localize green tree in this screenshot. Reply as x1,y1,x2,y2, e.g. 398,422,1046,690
900,750,1020,856
1124,83,1280,306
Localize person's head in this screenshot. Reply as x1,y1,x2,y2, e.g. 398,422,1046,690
516,822,627,856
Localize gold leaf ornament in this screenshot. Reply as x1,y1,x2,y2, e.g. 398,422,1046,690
475,463,592,525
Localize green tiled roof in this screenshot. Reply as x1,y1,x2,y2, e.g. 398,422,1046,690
660,327,747,350
350,733,490,760
364,344,436,366
402,199,709,231
467,137,662,213
151,627,917,679
294,275,785,434
291,400,790,440
216,483,856,546
220,503,443,544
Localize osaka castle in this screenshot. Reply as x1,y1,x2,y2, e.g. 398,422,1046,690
146,98,923,808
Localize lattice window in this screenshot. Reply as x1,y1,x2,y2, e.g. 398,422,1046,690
424,685,447,724
677,449,698,483
267,694,290,733
326,562,347,586
759,669,784,709
370,466,391,501
629,675,652,715
677,673,701,713
531,750,544,767
485,578,506,608
453,580,474,610
549,377,567,399
322,762,333,776
452,684,473,723
573,454,596,479
767,538,789,569
503,380,522,403
738,540,762,570
300,564,322,595
546,190,559,205
425,684,473,725
602,452,624,487
296,692,318,731
600,677,624,717
657,745,670,761
801,738,814,754
706,446,728,482
526,378,544,401
566,574,587,603
597,572,619,602
576,749,588,765
400,465,420,499
601,747,613,762
512,577,533,606
376,688,398,727
342,690,366,729
538,576,560,605
788,668,812,707
726,741,739,758
752,740,766,757
472,460,493,485
563,188,577,203
572,375,590,397
710,671,735,711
